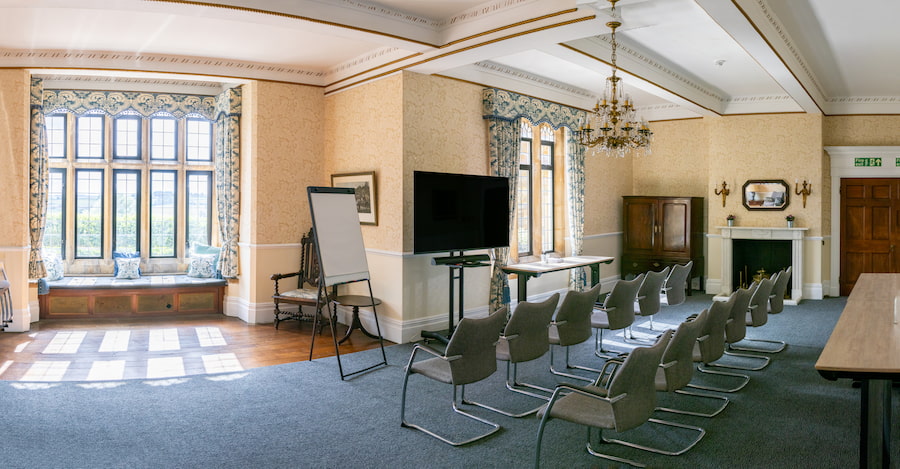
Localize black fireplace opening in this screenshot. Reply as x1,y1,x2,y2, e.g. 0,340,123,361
733,239,791,289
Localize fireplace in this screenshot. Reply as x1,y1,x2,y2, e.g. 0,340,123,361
719,226,807,304
732,239,791,289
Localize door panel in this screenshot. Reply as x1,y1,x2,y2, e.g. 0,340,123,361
623,199,655,253
659,201,688,254
840,179,899,295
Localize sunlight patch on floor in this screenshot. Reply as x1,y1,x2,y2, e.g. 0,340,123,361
149,328,180,352
98,330,131,352
43,331,86,354
21,361,70,381
146,356,185,379
202,353,243,374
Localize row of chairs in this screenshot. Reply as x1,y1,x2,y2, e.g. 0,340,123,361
400,264,792,466
398,263,694,448
537,267,792,467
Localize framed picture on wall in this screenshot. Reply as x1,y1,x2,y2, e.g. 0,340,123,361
331,171,377,225
742,179,790,210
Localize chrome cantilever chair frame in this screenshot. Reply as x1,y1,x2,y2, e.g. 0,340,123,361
548,283,604,382
718,282,770,371
654,309,729,419
625,267,670,343
688,295,750,393
731,275,787,354
534,332,672,469
592,274,644,357
463,294,560,418
400,309,506,446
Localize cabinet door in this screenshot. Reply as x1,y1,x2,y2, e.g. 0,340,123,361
658,199,690,256
624,198,656,254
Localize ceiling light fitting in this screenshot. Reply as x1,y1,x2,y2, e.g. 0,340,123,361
575,0,652,157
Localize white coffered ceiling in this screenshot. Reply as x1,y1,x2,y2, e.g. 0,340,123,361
2,0,898,120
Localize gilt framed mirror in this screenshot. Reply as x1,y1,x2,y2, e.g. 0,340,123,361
742,179,790,211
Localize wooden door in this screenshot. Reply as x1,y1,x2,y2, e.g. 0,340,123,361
658,198,689,256
623,197,656,254
840,179,900,295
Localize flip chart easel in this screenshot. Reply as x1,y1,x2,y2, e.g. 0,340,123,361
308,186,387,380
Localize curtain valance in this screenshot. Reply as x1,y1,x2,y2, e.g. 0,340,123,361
41,89,220,120
482,88,586,130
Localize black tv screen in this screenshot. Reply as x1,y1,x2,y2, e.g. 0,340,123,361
413,171,510,254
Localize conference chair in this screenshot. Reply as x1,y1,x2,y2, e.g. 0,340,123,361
400,308,506,446
627,267,670,341
592,274,644,356
534,331,672,469
687,295,750,393
661,261,692,306
655,308,730,418
463,293,560,418
548,283,604,382
768,266,792,314
731,276,787,354
718,283,770,371
0,264,11,330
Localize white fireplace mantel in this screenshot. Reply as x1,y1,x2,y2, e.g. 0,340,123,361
719,226,807,304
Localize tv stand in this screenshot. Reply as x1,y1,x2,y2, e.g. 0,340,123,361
421,252,491,344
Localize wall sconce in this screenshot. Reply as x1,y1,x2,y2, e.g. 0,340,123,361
795,179,812,208
714,180,730,207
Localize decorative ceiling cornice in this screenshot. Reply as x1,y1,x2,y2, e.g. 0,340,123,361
591,35,726,103
0,49,325,84
725,95,794,104
752,0,827,100
444,0,533,27
826,96,900,104
474,61,596,99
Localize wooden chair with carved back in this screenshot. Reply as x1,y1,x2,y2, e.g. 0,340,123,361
270,228,330,330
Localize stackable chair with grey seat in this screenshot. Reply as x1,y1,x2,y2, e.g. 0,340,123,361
768,266,792,314
400,308,507,446
627,267,670,342
534,331,672,468
592,274,644,356
548,283,604,382
660,261,692,306
731,276,787,354
687,294,750,393
655,308,730,418
717,282,770,371
0,264,11,331
463,293,560,418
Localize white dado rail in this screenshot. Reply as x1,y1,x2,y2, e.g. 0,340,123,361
719,226,808,304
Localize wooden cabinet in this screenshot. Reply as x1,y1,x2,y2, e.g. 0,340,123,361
622,196,704,290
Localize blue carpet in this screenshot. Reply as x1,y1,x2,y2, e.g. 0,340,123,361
0,294,888,468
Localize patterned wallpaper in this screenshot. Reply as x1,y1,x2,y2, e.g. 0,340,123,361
402,72,487,251
706,114,823,235
0,69,30,245
325,74,404,252
249,80,326,245
633,118,708,198
583,149,633,235
823,116,900,146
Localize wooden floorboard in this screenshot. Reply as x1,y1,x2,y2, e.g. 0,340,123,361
0,314,392,382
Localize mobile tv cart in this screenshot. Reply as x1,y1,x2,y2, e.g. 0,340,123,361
420,252,491,344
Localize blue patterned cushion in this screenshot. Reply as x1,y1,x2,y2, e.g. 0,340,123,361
187,253,217,278
113,251,141,276
115,257,141,279
44,255,64,281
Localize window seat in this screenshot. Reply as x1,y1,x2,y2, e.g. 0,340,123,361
39,275,226,319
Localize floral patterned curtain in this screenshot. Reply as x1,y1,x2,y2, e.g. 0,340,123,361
214,87,242,279
565,128,587,291
486,116,520,312
42,89,217,119
483,88,588,302
28,77,48,279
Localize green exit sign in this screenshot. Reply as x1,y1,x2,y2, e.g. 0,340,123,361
896,157,900,167
855,157,882,167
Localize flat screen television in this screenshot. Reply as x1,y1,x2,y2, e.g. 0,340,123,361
413,171,510,254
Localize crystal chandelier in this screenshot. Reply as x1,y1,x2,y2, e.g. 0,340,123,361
574,0,652,157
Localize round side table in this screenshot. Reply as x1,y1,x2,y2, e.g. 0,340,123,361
332,295,382,344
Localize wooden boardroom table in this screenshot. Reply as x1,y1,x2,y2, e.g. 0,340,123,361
502,255,614,300
816,273,900,468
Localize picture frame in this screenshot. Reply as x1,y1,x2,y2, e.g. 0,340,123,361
331,171,377,225
742,179,790,211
